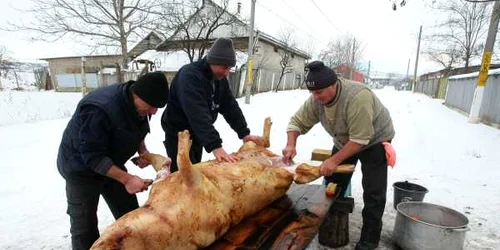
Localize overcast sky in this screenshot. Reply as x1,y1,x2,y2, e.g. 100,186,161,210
0,0,458,76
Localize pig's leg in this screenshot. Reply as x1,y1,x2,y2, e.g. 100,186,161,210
262,117,271,148
177,130,202,187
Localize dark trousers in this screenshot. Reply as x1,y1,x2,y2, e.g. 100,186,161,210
164,132,203,173
324,142,388,245
65,177,139,250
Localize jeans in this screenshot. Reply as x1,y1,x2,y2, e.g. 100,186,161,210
65,177,139,250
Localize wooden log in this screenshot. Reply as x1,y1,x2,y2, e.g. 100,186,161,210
269,185,335,250
311,148,332,161
318,197,355,248
205,184,336,250
318,210,349,247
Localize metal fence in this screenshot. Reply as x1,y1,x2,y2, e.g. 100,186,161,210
55,67,305,99
445,70,500,126
415,77,440,98
445,77,476,114
479,73,500,125
229,68,304,98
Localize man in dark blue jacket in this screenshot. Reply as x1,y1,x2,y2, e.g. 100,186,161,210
57,72,169,250
161,38,263,172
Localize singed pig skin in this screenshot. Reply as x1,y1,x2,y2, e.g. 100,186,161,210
91,127,293,250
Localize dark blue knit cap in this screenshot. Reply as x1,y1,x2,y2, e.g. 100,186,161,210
305,61,338,90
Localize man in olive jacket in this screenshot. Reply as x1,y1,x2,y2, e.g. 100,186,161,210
161,38,263,172
282,61,395,250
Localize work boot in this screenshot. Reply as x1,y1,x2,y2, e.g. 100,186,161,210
355,241,378,250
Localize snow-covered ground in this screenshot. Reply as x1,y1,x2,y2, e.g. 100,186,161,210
0,87,499,250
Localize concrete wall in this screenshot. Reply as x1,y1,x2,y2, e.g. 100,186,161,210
253,41,307,75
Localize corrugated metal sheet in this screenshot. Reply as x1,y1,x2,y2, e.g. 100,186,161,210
445,70,500,126
479,74,500,125
56,73,99,89
445,77,476,113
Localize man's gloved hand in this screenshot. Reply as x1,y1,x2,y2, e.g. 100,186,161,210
281,145,297,166
124,175,152,194
212,147,240,163
243,135,265,146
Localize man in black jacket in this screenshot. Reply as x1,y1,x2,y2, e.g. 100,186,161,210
161,38,263,172
57,72,169,250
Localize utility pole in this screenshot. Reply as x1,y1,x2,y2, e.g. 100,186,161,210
412,25,422,92
244,0,256,104
469,0,500,123
406,58,410,90
350,38,356,80
81,56,87,97
367,60,371,83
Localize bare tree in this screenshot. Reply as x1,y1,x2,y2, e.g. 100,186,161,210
426,0,491,69
0,60,21,90
156,0,244,63
274,27,296,92
8,0,163,68
424,46,461,72
253,53,269,71
319,34,364,76
299,37,315,62
0,46,18,90
0,45,6,90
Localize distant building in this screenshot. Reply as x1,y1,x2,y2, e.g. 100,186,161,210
39,55,122,92
141,0,311,96
334,64,365,83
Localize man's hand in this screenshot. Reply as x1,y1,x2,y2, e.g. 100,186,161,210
320,158,338,176
282,145,297,165
243,135,265,146
124,175,153,194
213,147,240,163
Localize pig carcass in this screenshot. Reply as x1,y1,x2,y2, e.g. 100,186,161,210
91,118,295,250
90,118,353,250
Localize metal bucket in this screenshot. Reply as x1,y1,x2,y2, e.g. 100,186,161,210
393,202,469,250
393,181,428,209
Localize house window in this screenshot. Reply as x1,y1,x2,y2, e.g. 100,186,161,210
291,54,295,58
274,46,278,53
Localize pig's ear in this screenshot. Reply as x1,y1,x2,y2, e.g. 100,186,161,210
177,130,202,187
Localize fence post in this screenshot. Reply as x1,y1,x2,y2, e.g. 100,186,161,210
271,72,275,91
257,69,262,93
283,74,287,91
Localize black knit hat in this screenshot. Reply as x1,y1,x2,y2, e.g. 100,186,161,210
207,38,237,67
131,71,169,108
305,61,338,90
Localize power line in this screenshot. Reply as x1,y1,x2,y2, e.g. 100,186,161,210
277,0,317,34
310,0,344,35
465,0,498,2
255,1,328,44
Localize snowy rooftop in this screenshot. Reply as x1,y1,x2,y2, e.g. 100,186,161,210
448,68,500,80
